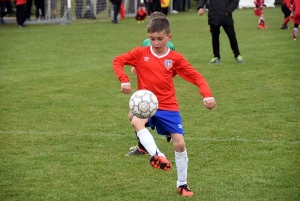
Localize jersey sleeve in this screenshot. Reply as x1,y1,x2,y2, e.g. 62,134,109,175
174,54,213,98
113,47,141,83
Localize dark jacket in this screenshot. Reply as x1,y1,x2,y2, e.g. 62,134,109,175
197,0,239,26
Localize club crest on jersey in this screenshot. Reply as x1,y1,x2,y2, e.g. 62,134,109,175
164,60,173,70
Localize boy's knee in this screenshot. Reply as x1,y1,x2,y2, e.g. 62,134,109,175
173,140,186,152
130,117,148,131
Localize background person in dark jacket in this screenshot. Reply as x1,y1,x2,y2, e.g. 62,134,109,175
198,0,244,64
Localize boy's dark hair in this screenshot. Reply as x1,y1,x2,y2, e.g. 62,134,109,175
139,2,145,7
147,17,171,34
149,11,167,21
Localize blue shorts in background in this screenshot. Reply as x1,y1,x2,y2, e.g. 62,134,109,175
146,110,184,136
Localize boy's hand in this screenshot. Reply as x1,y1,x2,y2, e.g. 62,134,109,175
198,8,205,15
121,83,132,94
203,98,216,110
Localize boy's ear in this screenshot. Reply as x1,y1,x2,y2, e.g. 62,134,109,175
168,33,172,40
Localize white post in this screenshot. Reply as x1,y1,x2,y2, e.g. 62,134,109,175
47,0,51,19
67,0,72,21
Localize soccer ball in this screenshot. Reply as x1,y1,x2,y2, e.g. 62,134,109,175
129,90,158,119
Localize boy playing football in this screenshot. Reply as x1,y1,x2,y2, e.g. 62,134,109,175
113,17,216,197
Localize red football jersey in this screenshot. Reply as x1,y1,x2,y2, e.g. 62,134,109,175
254,0,265,7
292,0,300,24
282,0,292,8
113,46,213,111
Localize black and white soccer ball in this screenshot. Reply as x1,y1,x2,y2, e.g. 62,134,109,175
129,90,158,119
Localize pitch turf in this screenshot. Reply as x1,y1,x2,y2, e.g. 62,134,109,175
0,7,299,201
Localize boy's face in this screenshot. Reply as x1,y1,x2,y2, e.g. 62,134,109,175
148,31,172,54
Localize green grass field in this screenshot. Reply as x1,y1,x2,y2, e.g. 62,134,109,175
1,6,300,201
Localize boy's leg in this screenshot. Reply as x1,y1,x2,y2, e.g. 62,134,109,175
281,4,291,29
131,116,164,157
131,115,171,171
26,0,33,20
125,110,148,156
293,24,299,40
0,1,7,24
20,4,27,25
112,2,121,23
125,131,149,156
210,24,221,60
259,13,267,29
16,5,20,25
171,133,193,197
222,24,242,59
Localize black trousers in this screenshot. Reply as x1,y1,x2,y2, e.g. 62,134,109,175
152,0,161,12
162,7,168,16
112,1,121,21
0,1,6,19
0,1,12,19
281,4,291,18
26,0,33,19
210,24,241,59
16,4,26,26
181,0,186,11
34,0,45,18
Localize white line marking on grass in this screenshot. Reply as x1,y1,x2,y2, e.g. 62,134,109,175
1,130,299,144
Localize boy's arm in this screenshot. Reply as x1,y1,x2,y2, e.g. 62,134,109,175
175,56,213,99
113,48,140,84
197,0,207,10
226,0,239,14
176,62,216,109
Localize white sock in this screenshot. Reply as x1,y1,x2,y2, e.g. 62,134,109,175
259,17,264,25
137,128,165,157
294,27,298,38
175,150,188,188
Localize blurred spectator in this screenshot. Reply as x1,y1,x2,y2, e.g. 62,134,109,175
34,0,45,20
16,0,26,27
110,0,122,23
26,0,32,20
1,0,13,24
161,0,170,15
135,2,148,23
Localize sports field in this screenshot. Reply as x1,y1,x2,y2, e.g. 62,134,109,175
0,6,299,201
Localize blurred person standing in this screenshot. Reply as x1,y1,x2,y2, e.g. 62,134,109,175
281,0,293,29
16,0,27,27
110,0,122,24
161,0,170,15
26,0,33,20
254,0,267,29
197,0,244,64
1,0,12,24
34,0,45,20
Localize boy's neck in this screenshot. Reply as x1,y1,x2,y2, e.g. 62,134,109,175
151,46,169,56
